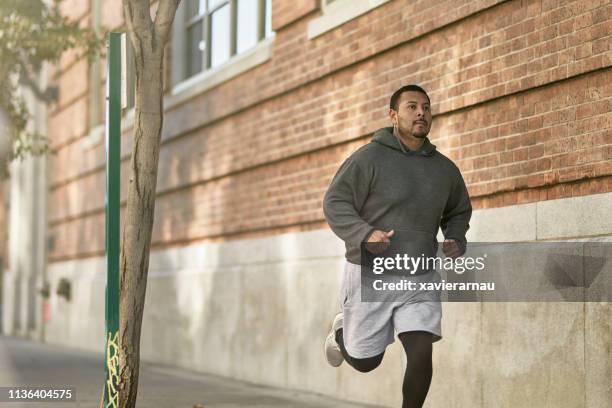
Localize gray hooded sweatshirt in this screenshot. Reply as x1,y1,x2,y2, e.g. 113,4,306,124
323,127,472,265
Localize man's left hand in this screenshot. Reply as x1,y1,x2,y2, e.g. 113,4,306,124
443,239,461,258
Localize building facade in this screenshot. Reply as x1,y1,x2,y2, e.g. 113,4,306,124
2,0,611,406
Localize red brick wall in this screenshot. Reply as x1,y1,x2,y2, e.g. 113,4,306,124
272,0,318,31
47,0,612,260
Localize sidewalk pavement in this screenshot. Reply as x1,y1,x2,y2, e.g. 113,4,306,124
0,335,381,408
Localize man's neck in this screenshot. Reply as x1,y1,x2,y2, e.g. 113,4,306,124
394,127,425,151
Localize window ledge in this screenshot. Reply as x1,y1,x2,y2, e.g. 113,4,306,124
308,0,391,40
166,37,274,110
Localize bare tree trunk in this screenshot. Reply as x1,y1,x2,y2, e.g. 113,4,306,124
103,1,180,407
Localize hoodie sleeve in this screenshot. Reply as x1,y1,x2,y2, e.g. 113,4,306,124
440,170,472,255
323,157,376,248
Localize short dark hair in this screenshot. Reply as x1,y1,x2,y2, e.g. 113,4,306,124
390,85,430,110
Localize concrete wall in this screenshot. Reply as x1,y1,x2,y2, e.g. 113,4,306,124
45,192,612,407
2,150,48,339
1,72,48,339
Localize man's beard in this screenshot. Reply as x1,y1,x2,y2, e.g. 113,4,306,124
398,125,428,139
397,116,429,139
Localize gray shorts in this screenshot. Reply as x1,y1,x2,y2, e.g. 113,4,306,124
340,262,442,359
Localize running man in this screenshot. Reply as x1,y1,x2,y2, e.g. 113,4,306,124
322,85,472,408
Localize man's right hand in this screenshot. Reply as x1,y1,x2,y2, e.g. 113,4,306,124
365,229,394,254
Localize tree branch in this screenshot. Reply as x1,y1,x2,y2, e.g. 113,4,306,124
17,63,58,102
153,0,181,44
123,0,154,49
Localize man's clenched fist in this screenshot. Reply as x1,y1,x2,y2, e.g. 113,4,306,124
442,239,460,258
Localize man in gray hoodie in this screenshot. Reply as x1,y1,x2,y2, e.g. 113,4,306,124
322,85,471,408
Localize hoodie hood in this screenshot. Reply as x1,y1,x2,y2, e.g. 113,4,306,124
372,127,436,156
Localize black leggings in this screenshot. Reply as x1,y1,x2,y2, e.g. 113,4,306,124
335,329,433,408
335,328,384,372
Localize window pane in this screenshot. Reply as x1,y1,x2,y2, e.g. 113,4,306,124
186,21,204,76
210,4,230,68
265,0,272,37
237,0,258,54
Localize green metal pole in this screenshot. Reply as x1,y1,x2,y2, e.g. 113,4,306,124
104,32,121,408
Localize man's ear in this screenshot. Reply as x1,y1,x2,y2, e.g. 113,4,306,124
388,108,397,125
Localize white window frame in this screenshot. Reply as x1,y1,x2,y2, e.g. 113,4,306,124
169,0,274,106
84,0,137,149
166,37,273,109
172,0,272,84
83,0,104,148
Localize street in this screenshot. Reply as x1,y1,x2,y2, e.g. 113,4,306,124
0,336,379,408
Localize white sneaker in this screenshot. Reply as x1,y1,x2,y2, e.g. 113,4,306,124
324,313,344,367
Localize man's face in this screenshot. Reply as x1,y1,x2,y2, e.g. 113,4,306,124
389,91,432,139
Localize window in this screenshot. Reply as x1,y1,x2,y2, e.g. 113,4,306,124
176,0,273,83
88,0,103,130
210,3,230,68
84,0,105,147
87,0,135,147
